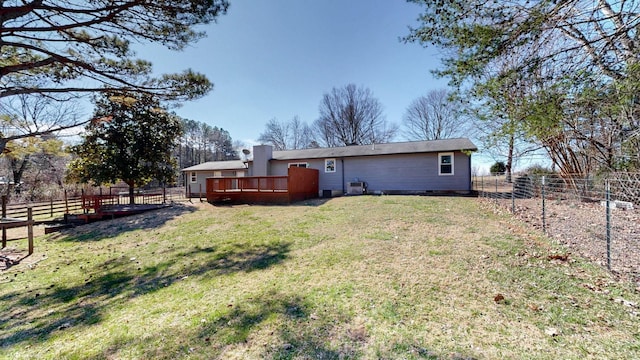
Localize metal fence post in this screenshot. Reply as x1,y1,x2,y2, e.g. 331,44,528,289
606,180,611,271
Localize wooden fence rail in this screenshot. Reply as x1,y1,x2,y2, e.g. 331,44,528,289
1,208,34,254
3,197,84,221
1,187,186,222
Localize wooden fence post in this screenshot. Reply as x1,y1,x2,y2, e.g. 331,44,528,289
2,195,6,249
64,189,69,214
199,183,203,202
27,208,33,255
50,197,54,217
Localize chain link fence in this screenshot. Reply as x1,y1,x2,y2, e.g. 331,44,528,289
474,172,640,282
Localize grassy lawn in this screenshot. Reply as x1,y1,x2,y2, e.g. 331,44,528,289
1,196,639,359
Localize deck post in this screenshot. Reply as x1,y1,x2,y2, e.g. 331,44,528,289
1,195,5,248
27,208,33,255
82,189,87,214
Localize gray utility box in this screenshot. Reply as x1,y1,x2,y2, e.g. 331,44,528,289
347,181,366,195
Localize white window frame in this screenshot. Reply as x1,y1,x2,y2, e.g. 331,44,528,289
438,152,454,176
190,171,197,183
324,158,336,173
288,162,308,168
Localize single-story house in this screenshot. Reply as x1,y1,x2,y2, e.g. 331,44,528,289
182,138,478,200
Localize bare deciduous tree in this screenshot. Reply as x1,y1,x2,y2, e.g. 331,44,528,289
314,84,396,147
289,116,313,150
258,118,289,151
403,89,466,141
258,116,313,150
0,93,86,154
0,94,78,197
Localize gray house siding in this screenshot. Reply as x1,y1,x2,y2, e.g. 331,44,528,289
269,159,343,196
342,152,471,193
183,167,246,197
187,170,214,196
182,139,476,199
269,151,471,195
319,159,345,193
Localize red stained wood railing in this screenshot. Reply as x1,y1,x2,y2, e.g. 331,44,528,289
205,167,318,204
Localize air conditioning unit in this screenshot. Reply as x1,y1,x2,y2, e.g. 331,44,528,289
347,181,366,195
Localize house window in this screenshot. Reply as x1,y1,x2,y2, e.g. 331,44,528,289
325,158,336,173
439,153,454,175
288,162,308,168
190,171,197,183
221,170,237,177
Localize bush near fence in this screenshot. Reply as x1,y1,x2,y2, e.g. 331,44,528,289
475,172,640,282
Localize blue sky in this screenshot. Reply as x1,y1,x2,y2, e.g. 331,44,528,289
141,0,449,146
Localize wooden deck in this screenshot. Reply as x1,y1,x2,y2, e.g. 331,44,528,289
76,204,169,222
77,193,168,223
206,167,319,204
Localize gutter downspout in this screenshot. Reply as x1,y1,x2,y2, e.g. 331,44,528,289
468,151,472,191
341,158,345,194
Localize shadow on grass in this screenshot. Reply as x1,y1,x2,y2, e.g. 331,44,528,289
196,290,350,359
80,288,348,359
210,198,332,208
0,241,291,348
52,203,198,242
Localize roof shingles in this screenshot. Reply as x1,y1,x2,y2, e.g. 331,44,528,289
272,138,477,160
181,139,477,171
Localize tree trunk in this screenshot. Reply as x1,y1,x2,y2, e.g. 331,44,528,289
9,156,30,198
0,140,7,157
506,134,514,183
127,181,136,205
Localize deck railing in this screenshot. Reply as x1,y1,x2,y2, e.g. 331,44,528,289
209,176,289,193
205,167,319,204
